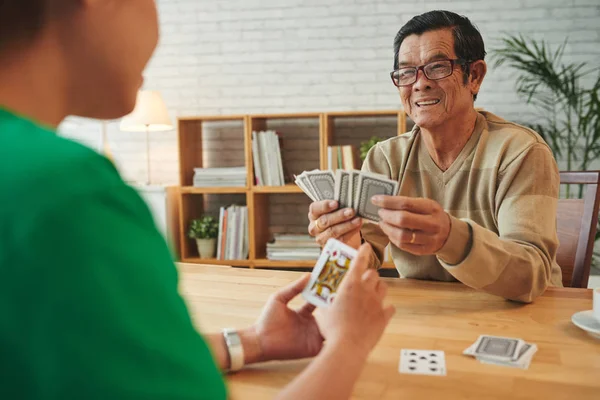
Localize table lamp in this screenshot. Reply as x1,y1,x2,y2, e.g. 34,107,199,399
119,90,173,185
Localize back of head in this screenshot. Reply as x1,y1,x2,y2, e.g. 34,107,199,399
0,0,75,54
0,0,159,122
0,0,44,53
393,10,487,70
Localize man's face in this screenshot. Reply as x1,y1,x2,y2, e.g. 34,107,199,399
396,28,478,131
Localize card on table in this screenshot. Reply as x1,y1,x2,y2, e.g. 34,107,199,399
471,335,524,361
399,349,447,376
302,238,357,308
477,343,538,369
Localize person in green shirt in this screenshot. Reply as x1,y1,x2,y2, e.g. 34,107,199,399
0,1,395,399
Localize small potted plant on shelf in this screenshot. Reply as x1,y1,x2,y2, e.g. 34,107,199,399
359,136,384,161
188,216,219,259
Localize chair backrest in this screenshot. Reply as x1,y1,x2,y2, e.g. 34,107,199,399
556,171,600,288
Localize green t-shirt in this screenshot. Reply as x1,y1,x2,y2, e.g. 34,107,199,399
0,108,227,399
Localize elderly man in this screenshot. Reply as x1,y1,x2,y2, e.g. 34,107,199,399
308,10,563,303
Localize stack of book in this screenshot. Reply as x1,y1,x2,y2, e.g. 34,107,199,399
251,130,285,186
217,205,249,260
193,167,246,187
266,234,321,261
327,145,357,170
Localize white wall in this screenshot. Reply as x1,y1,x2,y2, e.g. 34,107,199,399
58,0,600,243
59,0,600,185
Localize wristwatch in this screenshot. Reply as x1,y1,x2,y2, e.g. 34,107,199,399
222,328,244,372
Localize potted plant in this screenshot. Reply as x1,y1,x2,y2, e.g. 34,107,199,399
359,136,384,161
491,34,600,265
188,216,219,259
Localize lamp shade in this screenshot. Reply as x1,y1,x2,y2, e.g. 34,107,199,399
119,90,173,132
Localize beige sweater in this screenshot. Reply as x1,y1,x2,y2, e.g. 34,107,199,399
361,111,563,302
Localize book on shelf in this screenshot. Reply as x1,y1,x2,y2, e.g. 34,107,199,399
217,204,249,260
192,166,246,187
266,234,320,261
252,130,285,186
327,145,357,170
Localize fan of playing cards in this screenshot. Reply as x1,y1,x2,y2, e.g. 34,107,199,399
294,169,399,222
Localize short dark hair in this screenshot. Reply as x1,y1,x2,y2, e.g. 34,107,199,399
393,10,486,99
0,1,73,54
0,0,46,52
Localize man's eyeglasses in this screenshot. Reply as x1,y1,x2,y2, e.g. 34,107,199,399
390,59,472,87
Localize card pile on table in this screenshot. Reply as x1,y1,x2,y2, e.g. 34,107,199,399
463,335,538,369
294,169,399,222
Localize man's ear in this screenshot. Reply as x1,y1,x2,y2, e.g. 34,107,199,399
469,59,487,97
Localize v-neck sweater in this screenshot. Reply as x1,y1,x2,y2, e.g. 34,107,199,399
361,111,563,302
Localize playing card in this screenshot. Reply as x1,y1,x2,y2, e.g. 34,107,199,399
306,170,336,201
477,343,538,370
348,170,359,209
334,170,351,209
471,335,525,362
399,349,447,376
294,174,318,202
354,171,399,222
302,238,357,308
296,172,320,201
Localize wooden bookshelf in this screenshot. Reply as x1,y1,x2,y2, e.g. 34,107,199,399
176,110,408,270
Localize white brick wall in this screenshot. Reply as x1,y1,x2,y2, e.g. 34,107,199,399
58,0,600,238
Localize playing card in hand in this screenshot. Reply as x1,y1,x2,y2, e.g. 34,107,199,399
302,238,357,308
354,171,399,222
294,169,399,222
334,170,351,209
305,170,335,201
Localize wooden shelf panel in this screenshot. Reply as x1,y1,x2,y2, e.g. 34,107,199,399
249,112,321,120
325,110,403,118
382,262,395,269
181,258,251,267
252,184,303,194
253,259,318,268
178,115,246,122
180,186,248,194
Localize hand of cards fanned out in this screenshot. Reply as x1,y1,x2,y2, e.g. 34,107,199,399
302,238,357,308
294,169,399,222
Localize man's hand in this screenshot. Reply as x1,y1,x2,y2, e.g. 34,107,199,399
252,274,324,362
307,200,362,248
371,195,451,256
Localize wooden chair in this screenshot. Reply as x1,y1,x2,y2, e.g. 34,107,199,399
556,171,600,288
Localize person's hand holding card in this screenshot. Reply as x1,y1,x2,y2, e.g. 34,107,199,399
314,241,396,356
371,195,451,256
250,274,325,363
307,200,362,249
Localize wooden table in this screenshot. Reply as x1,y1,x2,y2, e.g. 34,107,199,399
177,263,600,400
